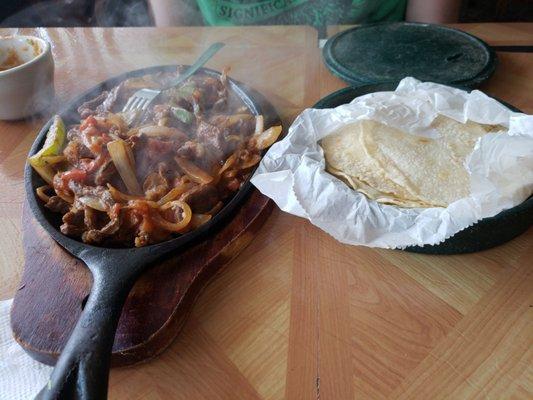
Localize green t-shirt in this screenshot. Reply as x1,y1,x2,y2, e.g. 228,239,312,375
194,0,407,27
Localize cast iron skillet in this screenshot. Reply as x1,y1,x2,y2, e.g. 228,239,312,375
314,82,533,254
26,65,281,399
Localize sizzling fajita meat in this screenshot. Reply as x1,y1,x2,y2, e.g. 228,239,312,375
30,69,282,247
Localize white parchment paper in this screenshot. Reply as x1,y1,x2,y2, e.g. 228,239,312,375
251,78,533,248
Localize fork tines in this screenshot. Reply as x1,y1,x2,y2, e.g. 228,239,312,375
122,89,160,112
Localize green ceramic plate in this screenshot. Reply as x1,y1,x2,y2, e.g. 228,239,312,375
314,83,532,254
323,22,497,89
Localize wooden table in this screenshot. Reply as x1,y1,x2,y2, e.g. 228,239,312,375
0,24,532,399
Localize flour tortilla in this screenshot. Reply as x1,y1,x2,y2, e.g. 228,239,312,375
321,116,502,208
432,115,504,162
328,166,433,208
321,122,424,204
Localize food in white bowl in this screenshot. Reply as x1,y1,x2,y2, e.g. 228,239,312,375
0,35,54,120
0,48,25,71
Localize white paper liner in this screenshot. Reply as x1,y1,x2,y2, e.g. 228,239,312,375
251,78,533,249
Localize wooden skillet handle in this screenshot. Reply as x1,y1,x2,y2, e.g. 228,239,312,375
35,255,145,400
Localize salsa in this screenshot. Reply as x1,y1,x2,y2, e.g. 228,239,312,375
0,48,25,71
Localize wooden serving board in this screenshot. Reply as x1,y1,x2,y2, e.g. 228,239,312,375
11,189,273,367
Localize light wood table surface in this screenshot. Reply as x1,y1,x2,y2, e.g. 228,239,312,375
0,24,532,400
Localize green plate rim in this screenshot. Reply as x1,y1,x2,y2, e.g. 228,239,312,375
322,22,498,89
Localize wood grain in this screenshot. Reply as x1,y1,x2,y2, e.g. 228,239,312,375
0,25,532,399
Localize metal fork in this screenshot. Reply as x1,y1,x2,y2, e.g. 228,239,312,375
122,42,225,114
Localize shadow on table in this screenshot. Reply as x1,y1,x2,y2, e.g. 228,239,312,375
0,0,153,27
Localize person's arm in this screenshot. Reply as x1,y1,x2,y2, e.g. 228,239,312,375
405,0,462,23
149,0,202,26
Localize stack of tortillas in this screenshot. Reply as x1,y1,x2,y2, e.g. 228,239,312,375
321,116,504,208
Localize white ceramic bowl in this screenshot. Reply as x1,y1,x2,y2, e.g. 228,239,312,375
0,35,54,120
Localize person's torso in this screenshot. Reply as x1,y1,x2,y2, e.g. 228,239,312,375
195,0,406,27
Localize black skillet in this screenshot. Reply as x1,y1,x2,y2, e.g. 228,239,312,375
314,82,533,254
26,65,281,399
